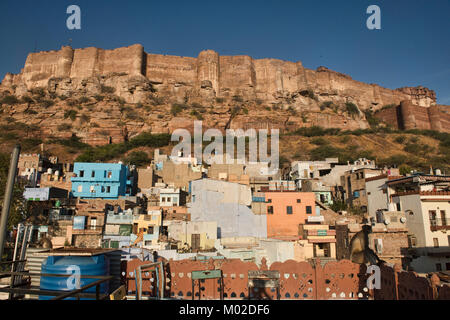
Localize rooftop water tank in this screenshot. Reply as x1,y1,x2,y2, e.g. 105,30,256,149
39,255,109,300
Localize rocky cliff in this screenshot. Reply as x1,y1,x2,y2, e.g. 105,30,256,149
0,44,444,145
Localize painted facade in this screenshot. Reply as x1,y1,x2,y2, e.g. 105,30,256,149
71,162,134,199
265,191,315,239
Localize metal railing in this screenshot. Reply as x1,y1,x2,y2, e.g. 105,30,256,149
430,218,449,230
0,270,113,300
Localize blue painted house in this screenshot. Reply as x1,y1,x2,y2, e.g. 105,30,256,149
71,162,134,199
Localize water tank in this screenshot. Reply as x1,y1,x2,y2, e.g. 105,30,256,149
39,255,109,300
47,168,52,174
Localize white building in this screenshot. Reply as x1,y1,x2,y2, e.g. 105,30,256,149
159,187,181,206
385,175,450,272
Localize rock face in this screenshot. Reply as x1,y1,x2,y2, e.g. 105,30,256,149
2,44,437,109
0,44,446,146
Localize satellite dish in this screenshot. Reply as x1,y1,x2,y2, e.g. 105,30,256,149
384,219,390,225
400,217,406,223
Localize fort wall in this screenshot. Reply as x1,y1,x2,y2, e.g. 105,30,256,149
3,44,441,110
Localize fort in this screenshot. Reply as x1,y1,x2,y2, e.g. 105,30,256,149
375,100,450,133
1,44,438,110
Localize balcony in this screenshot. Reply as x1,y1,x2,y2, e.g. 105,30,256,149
429,218,449,231
49,214,74,222
72,225,104,235
106,213,135,224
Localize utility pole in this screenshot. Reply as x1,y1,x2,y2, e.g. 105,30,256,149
0,145,21,262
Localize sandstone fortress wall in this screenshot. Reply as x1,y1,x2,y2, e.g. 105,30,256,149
1,44,438,110
375,101,450,133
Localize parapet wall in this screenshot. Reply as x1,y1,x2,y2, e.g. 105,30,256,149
3,44,439,109
123,257,450,300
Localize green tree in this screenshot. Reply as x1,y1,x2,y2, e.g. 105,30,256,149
399,164,412,176
123,151,149,167
0,152,27,232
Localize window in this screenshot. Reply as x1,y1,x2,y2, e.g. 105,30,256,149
77,185,82,192
396,203,401,211
297,199,301,203
287,206,293,215
148,226,154,235
167,197,171,203
446,263,450,271
106,186,111,193
267,206,274,214
101,186,105,192
433,238,439,248
90,218,97,230
91,170,95,178
79,170,84,177
436,263,442,272
441,210,447,226
306,206,312,214
162,197,166,202
90,186,95,193
429,210,437,226
107,171,112,178
408,235,417,248
267,199,272,203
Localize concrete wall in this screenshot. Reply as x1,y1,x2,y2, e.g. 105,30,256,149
366,177,389,218
168,220,217,250
265,192,315,238
188,179,267,238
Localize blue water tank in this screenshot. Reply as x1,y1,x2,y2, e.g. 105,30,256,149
39,255,109,300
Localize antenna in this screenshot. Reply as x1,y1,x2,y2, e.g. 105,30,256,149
69,38,72,47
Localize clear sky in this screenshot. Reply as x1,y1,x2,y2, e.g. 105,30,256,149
0,0,449,104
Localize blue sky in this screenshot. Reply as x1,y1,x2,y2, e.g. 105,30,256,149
0,0,449,104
